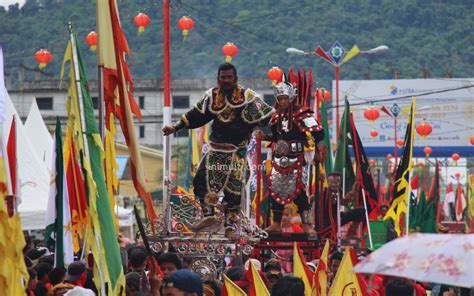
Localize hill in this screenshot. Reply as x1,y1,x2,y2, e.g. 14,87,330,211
1,0,473,89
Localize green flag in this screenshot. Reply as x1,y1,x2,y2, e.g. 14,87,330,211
332,98,355,193
61,30,125,293
45,118,74,268
320,101,333,173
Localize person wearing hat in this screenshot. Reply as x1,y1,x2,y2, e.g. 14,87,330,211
263,81,324,238
64,261,87,288
162,269,203,296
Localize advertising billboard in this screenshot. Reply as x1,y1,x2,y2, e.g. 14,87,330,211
332,78,474,157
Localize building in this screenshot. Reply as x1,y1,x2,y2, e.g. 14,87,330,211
8,77,275,148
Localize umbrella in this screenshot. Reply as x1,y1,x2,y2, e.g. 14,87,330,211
354,233,474,288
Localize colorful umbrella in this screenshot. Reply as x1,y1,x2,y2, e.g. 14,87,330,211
354,233,474,288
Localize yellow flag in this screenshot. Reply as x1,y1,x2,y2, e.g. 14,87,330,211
328,248,363,296
312,240,330,296
341,45,360,64
105,113,119,230
249,261,270,296
223,275,247,296
293,242,313,296
384,97,416,235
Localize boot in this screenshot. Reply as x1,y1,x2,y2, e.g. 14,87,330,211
264,210,282,233
224,206,240,241
190,216,218,232
191,195,219,232
301,210,317,238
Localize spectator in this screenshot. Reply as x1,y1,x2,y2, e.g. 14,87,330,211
162,269,203,296
26,247,49,267
129,247,151,293
271,276,304,296
34,262,53,296
225,266,245,282
49,267,67,286
26,268,38,296
265,271,282,291
328,251,343,284
203,279,222,296
47,283,74,295
182,256,193,269
64,262,87,287
129,247,148,273
125,272,141,295
157,252,182,278
385,278,414,296
264,259,281,274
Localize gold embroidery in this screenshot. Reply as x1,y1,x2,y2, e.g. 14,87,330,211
217,106,236,122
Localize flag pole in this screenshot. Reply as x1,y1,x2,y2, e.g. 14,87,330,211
406,173,412,236
361,189,373,249
98,66,105,139
69,22,105,294
338,168,344,251
255,135,262,226
162,0,171,218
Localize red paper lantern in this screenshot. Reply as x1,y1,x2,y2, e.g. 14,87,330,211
370,129,378,138
267,67,283,86
316,88,331,102
417,161,424,167
85,31,97,51
364,107,380,123
222,42,238,62
369,159,376,166
454,172,461,178
178,16,194,38
423,146,432,157
396,139,404,147
416,122,433,139
470,135,474,145
134,13,150,33
452,153,460,162
35,49,52,69
386,154,392,160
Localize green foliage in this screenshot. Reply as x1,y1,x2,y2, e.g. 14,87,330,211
1,0,473,88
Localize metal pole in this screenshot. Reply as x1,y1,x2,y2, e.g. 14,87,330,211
406,173,412,236
361,189,373,249
338,168,344,251
394,117,398,166
255,135,262,225
162,0,171,212
335,66,340,142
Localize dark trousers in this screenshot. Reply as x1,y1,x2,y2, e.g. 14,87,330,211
193,157,241,208
271,191,311,222
341,207,366,225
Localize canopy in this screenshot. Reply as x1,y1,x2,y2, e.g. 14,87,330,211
3,93,50,230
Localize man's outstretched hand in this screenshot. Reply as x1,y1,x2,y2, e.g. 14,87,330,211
162,125,176,136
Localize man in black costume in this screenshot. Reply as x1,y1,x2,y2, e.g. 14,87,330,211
162,63,274,239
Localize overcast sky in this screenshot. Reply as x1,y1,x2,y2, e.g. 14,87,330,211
0,0,25,8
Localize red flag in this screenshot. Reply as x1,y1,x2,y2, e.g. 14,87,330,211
6,117,16,196
98,0,157,222
65,133,88,252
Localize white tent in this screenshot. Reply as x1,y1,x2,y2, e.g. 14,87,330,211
24,99,53,172
3,93,50,230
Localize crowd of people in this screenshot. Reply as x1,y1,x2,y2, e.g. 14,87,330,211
22,232,472,296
